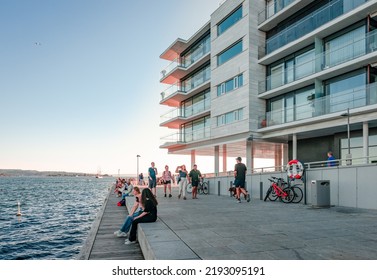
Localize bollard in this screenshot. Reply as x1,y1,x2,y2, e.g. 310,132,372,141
207,180,210,195
230,181,233,197
218,181,221,196
260,182,263,200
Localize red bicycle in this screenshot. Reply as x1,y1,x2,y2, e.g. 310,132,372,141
264,177,295,203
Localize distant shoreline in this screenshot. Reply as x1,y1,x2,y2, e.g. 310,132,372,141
0,169,112,178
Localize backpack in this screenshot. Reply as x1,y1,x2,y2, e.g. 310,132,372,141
117,198,125,207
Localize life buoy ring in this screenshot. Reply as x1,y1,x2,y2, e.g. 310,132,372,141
286,159,304,179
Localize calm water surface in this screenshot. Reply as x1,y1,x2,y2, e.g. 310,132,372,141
0,176,113,260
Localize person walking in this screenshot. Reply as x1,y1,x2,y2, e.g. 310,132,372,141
125,188,158,245
148,162,157,197
175,164,188,200
138,173,144,185
234,156,250,203
162,165,174,198
188,164,202,199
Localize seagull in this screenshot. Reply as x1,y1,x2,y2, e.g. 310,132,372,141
34,42,41,46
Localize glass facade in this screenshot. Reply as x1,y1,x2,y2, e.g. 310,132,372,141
266,0,368,54
182,64,210,92
217,5,243,36
341,135,377,164
182,116,210,142
181,33,210,68
217,40,243,66
182,89,210,118
217,74,243,96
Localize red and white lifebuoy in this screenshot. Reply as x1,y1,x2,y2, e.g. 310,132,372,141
286,159,304,179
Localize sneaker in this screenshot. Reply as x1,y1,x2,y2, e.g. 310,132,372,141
124,239,136,245
183,196,187,200
164,194,167,197
237,199,241,203
116,231,128,238
114,230,121,236
169,194,172,198
246,194,251,202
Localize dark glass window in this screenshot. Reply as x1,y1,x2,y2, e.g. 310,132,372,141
218,5,242,35
217,40,242,66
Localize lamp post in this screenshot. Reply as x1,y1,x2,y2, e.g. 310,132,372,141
136,155,141,182
341,108,352,165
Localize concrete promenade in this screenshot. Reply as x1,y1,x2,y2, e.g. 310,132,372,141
129,185,377,260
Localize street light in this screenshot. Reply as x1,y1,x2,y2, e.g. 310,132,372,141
136,155,141,182
340,108,352,165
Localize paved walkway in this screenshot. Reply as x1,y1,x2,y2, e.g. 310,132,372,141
130,185,377,260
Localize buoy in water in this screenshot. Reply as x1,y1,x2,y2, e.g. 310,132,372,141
16,201,22,216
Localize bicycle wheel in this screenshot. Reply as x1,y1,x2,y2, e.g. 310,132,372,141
202,182,209,194
281,187,294,203
291,186,303,204
197,185,203,195
186,183,192,194
268,187,278,201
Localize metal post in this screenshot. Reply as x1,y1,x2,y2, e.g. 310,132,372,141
136,155,141,181
260,182,263,200
218,181,221,196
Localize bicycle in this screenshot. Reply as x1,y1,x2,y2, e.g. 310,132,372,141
186,178,209,195
264,177,294,203
264,176,303,204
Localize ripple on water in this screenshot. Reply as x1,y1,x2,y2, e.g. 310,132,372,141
0,176,112,260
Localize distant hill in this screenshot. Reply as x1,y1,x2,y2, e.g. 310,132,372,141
0,169,110,177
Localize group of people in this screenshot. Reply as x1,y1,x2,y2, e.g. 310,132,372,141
114,157,251,245
114,177,133,198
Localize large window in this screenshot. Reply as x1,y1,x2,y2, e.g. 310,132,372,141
217,5,242,35
182,64,210,92
182,116,210,142
182,33,210,67
182,89,210,117
217,74,243,96
325,70,367,113
217,108,244,126
217,40,243,66
341,135,377,164
268,47,315,90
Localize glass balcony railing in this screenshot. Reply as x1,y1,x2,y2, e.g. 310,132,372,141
160,127,211,146
259,29,377,94
160,98,211,123
258,0,296,25
259,82,377,128
160,68,211,101
266,0,368,54
160,49,211,79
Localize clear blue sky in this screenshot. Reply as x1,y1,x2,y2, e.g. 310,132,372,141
0,0,221,175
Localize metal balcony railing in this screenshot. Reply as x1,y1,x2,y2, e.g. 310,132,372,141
160,98,211,123
160,127,211,146
258,0,296,25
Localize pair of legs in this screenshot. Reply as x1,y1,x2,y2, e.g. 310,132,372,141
235,179,250,202
128,215,157,242
149,179,156,196
178,177,187,199
191,180,199,199
163,182,172,197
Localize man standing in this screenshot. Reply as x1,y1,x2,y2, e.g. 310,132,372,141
148,162,157,196
188,164,202,199
327,151,336,167
234,157,250,203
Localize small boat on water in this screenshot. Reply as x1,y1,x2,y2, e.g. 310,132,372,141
96,167,103,179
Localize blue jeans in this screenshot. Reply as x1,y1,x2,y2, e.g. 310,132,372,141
120,209,142,233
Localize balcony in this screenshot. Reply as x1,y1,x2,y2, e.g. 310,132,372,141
160,51,210,85
160,127,211,149
265,0,369,55
160,70,211,107
160,99,211,129
258,0,296,27
258,82,377,129
259,30,377,97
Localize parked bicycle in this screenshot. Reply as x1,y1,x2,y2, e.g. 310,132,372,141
186,178,209,195
264,177,294,203
264,176,303,203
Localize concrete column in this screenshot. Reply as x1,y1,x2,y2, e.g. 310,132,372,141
292,134,297,160
363,122,369,164
214,146,220,176
222,144,227,173
246,140,253,173
283,143,289,166
190,150,196,169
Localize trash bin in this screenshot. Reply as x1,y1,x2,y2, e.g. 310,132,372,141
311,180,330,208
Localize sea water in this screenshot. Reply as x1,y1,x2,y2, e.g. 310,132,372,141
0,176,113,260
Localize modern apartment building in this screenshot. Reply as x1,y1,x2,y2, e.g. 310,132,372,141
159,0,377,174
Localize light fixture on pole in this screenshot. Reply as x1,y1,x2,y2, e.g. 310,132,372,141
340,108,352,165
136,155,141,181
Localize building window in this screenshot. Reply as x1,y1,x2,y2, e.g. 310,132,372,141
341,134,377,164
217,74,243,96
217,5,242,36
181,33,211,67
182,116,210,142
217,40,243,66
217,108,243,126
